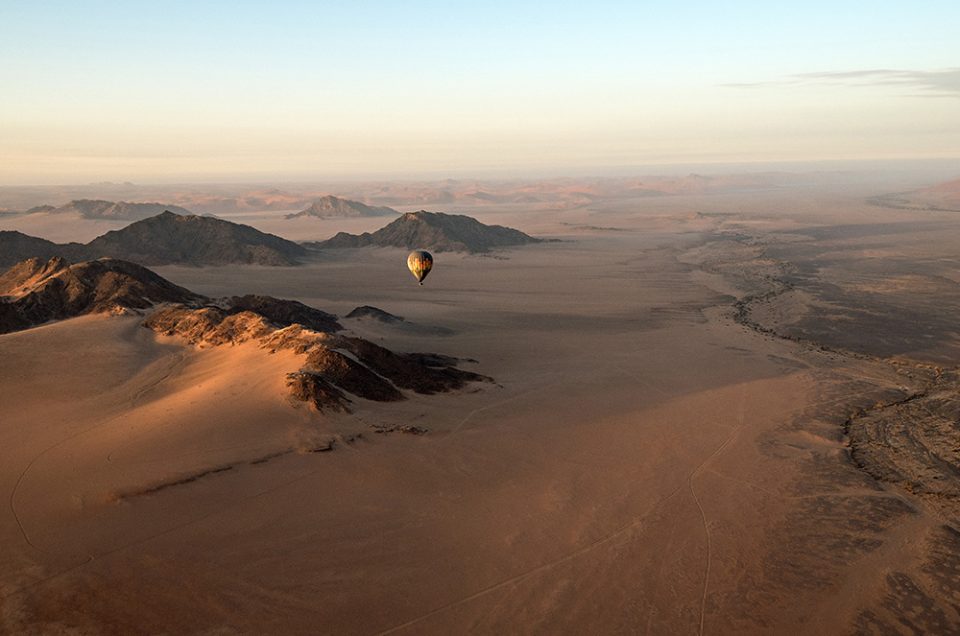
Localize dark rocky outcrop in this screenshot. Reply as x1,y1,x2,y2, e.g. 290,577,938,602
0,257,201,334
345,305,405,323
344,304,455,336
311,211,540,253
301,347,404,403
285,195,397,219
286,372,352,413
336,336,485,394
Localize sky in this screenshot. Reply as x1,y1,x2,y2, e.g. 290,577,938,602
1,1,958,184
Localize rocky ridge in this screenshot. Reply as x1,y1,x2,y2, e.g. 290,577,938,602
1,257,488,412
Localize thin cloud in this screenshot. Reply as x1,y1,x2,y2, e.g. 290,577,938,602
795,69,902,80
722,68,960,97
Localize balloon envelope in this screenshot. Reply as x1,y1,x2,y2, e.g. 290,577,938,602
407,250,433,285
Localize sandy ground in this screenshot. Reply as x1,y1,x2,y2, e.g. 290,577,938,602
2,182,959,633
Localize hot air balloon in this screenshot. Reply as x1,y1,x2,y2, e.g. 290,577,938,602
407,250,433,285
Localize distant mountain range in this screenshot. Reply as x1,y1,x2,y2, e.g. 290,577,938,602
285,195,397,219
0,208,543,268
0,174,827,218
0,257,488,411
314,211,541,253
25,199,193,220
0,211,306,267
0,173,843,218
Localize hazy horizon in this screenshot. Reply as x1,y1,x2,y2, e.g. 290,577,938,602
1,156,958,190
2,1,958,184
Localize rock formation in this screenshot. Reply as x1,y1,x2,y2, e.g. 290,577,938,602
1,257,488,412
0,257,201,333
86,211,307,266
345,305,405,323
285,195,397,219
312,211,541,253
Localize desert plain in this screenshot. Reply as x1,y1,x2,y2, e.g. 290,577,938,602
2,172,960,634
